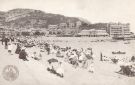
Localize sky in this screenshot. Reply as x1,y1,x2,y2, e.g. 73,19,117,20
0,0,135,33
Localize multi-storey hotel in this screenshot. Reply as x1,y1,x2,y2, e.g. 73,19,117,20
77,22,132,39
48,21,82,36
107,23,131,38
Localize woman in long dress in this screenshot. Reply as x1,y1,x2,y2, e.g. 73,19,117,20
15,43,21,54
8,43,14,55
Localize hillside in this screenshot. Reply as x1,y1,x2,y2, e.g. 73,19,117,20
0,11,5,22
3,8,82,29
1,8,108,31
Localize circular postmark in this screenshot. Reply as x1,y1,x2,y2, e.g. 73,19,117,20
2,65,19,81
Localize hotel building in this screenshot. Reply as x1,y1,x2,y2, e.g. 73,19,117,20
107,23,131,38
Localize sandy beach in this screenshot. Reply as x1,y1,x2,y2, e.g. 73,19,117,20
0,37,135,85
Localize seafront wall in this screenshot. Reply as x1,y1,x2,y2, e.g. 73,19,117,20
40,37,112,42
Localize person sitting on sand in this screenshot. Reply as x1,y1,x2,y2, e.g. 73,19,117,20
87,60,94,73
19,47,28,61
56,62,64,77
85,48,93,60
118,61,134,76
78,51,86,63
131,56,135,62
32,51,42,61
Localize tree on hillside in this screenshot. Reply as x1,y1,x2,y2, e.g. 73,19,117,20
21,32,30,36
34,31,41,36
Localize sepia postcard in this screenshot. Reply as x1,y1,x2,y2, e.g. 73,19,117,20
0,0,135,85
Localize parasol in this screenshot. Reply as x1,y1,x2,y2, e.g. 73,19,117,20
48,58,58,63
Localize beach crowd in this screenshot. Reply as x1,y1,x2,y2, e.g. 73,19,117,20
1,36,94,77
1,36,135,77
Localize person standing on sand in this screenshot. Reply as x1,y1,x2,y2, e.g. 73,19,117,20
1,36,5,45
46,45,50,55
4,36,9,49
8,43,13,55
10,36,14,43
100,52,103,61
15,43,21,54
